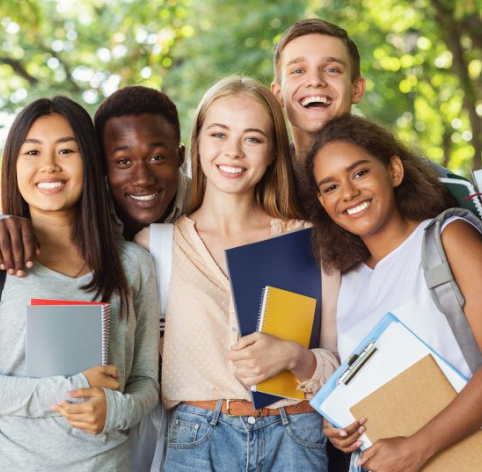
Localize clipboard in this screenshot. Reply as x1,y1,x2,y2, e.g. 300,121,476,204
309,313,468,448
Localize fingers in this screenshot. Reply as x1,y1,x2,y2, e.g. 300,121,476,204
231,332,260,351
324,418,367,453
67,387,104,399
51,400,105,435
101,365,119,378
0,216,38,275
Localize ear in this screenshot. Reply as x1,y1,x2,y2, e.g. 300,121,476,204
177,144,185,168
351,76,366,105
270,81,284,107
389,155,404,187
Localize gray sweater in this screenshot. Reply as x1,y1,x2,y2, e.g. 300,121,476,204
0,241,159,471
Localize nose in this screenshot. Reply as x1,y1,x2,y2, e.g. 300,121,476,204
306,68,327,88
132,162,156,187
342,179,360,201
39,149,61,173
224,138,244,159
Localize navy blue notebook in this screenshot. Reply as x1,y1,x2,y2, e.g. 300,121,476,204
225,227,322,409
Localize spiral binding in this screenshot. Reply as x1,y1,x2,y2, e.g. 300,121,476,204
256,287,270,332
101,304,110,366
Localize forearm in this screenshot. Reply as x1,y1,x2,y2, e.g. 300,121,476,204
410,368,482,461
287,343,317,381
0,372,89,417
103,376,159,432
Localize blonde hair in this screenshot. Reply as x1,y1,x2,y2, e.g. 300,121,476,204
189,75,302,220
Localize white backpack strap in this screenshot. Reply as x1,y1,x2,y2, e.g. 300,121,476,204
149,223,174,331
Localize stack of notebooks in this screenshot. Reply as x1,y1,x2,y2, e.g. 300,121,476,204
309,314,482,472
26,299,110,377
225,227,322,408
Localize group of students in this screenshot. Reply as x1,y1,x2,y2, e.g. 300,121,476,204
1,17,482,472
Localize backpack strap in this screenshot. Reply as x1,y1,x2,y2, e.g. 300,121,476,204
0,270,6,299
149,223,174,331
422,207,482,373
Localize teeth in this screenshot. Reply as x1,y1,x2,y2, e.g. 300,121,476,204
37,182,64,189
346,201,370,215
129,193,158,201
219,165,244,174
301,96,332,107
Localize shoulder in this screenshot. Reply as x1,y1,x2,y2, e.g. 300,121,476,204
116,240,154,268
441,217,482,248
272,218,311,235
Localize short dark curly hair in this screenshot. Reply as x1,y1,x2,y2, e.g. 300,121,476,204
304,114,456,273
94,85,181,145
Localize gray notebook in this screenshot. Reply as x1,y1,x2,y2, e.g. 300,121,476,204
26,305,110,377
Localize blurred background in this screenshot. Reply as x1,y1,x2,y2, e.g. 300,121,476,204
0,0,481,176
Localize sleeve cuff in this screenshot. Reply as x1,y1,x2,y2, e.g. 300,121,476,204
298,348,339,398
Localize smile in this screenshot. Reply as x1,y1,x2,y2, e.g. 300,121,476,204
218,165,245,175
36,181,65,190
300,96,333,109
128,193,159,201
345,200,371,215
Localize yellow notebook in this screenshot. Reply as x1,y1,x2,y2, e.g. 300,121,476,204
253,286,317,400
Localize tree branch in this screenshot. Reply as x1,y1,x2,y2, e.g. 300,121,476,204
0,57,38,85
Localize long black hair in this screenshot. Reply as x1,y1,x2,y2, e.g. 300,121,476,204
2,96,129,313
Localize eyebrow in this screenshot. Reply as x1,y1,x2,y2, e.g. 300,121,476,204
24,136,77,144
206,123,268,138
111,142,168,153
285,56,347,68
317,159,370,187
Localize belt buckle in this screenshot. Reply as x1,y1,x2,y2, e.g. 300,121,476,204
226,399,233,416
256,408,263,418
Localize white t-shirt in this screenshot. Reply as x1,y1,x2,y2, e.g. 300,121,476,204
337,218,472,379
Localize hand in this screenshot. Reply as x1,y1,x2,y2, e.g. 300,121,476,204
0,216,39,276
83,365,120,390
358,436,428,472
324,417,366,453
227,332,297,386
51,387,108,435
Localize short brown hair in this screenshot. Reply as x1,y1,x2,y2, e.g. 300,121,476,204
189,75,302,220
304,114,456,273
273,18,361,83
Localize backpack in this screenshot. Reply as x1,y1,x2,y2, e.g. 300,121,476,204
422,207,482,373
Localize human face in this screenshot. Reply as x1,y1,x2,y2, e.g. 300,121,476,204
16,114,84,218
103,113,183,231
198,94,273,197
272,34,365,148
313,141,403,241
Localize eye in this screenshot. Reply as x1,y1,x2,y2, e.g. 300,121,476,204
291,68,304,75
150,154,166,163
325,67,342,74
353,169,369,179
59,148,76,155
322,183,339,194
211,132,226,139
245,136,262,144
116,158,131,167
24,149,40,156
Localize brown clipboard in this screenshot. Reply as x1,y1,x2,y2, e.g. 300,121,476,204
350,354,482,471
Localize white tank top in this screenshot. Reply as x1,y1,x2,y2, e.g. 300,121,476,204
337,218,471,379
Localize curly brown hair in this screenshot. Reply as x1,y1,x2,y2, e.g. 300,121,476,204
304,114,457,273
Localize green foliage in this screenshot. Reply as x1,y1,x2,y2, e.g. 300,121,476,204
1,0,481,174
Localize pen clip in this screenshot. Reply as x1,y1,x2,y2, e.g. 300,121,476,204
337,340,378,386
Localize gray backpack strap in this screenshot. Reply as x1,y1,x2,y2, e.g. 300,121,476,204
422,208,482,373
149,223,174,332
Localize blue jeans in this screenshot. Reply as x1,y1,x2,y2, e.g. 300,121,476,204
163,400,328,471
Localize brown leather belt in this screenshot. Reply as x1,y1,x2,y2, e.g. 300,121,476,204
182,399,315,417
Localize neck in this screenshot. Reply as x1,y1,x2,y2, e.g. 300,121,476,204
291,128,316,163
30,209,76,246
362,217,421,268
192,185,268,236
